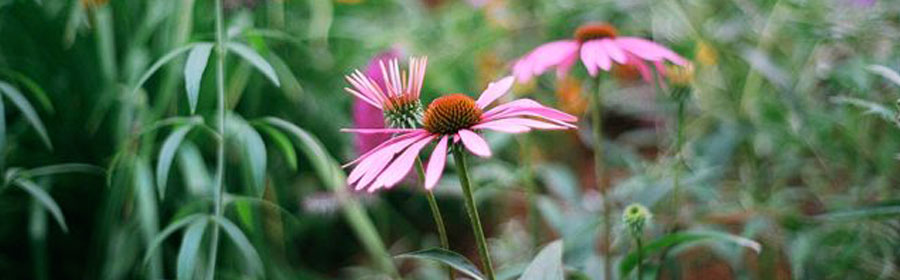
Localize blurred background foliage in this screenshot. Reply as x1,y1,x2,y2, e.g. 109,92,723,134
0,0,898,279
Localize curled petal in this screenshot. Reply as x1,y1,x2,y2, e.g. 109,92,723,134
615,37,688,65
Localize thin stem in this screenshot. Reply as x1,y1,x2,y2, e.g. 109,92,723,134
672,90,686,222
415,158,453,279
518,136,540,247
591,77,611,280
452,148,495,280
636,236,644,280
205,0,226,279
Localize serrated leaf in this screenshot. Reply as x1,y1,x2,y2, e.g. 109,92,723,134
25,163,105,177
177,218,208,280
143,214,206,265
226,42,280,87
133,43,211,97
395,248,485,280
256,123,298,170
184,44,213,114
619,231,762,276
209,216,264,277
0,81,51,150
14,179,66,232
518,240,564,280
867,65,900,88
157,124,196,199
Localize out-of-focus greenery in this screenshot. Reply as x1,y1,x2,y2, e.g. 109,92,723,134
0,0,897,279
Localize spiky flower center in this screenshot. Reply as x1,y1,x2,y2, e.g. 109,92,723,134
423,94,482,135
383,95,424,129
574,23,618,42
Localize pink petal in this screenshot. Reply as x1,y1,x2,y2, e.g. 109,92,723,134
580,40,599,76
475,76,516,109
458,129,492,157
555,51,578,79
341,128,419,134
348,133,426,184
514,41,580,83
344,131,425,168
599,39,627,64
424,136,449,190
513,58,536,83
615,37,687,65
373,136,435,188
473,121,531,133
587,40,613,71
483,99,578,123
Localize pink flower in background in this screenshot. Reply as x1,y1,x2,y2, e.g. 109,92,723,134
512,23,688,83
343,76,577,192
350,50,416,155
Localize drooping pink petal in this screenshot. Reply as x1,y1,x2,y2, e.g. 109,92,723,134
341,128,419,134
475,76,515,109
348,132,427,184
472,121,531,133
598,39,627,64
586,40,613,71
424,136,449,190
344,131,425,168
482,99,578,123
513,40,580,83
555,51,579,79
372,136,435,189
615,37,687,65
580,40,600,76
458,129,492,157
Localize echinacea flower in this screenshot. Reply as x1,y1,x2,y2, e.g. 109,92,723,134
352,50,402,155
343,76,577,192
512,22,688,83
345,56,427,129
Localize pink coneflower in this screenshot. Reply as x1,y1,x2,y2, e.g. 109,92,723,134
343,76,577,192
345,56,427,129
512,23,688,83
351,50,403,155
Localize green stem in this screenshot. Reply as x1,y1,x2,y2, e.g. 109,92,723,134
591,77,611,280
415,158,452,279
205,0,226,279
635,236,644,280
672,89,686,223
452,148,495,280
518,136,540,247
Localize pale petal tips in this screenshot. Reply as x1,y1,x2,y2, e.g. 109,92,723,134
458,129,492,157
475,76,516,109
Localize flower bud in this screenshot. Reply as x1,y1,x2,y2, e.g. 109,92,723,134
623,203,652,236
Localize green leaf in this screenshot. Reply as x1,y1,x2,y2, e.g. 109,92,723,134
518,240,564,280
255,123,298,170
867,65,900,87
25,163,105,177
831,96,895,122
177,218,208,280
226,42,280,87
139,116,204,136
133,43,211,97
143,214,206,265
619,231,762,276
0,81,51,150
177,142,211,196
14,179,67,232
157,124,196,199
227,115,267,196
266,52,304,102
815,205,900,221
209,216,264,277
184,44,213,114
133,158,161,271
395,248,485,280
0,70,53,113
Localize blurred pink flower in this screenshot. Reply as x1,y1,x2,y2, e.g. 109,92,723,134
351,50,405,155
343,76,578,192
513,23,688,83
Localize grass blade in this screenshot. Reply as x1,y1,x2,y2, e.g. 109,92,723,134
184,44,213,114
209,216,264,277
177,218,208,280
25,163,105,177
226,42,280,87
157,124,196,199
395,248,485,280
0,81,51,150
867,65,900,88
14,179,66,232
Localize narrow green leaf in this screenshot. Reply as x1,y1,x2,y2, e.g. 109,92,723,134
177,142,211,196
0,70,53,113
0,95,5,168
14,179,66,232
143,214,206,265
139,116,204,137
157,124,195,199
209,216,264,277
226,42,281,87
831,96,895,122
395,248,485,280
25,163,105,177
133,43,211,97
133,158,162,273
619,231,762,276
177,218,208,280
518,240,564,280
867,65,900,87
815,205,900,221
0,81,51,150
256,123,298,170
227,115,266,196
183,44,213,114
266,52,304,102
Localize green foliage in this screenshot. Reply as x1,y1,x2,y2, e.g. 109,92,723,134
396,248,486,280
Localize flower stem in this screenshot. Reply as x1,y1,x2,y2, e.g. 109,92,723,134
205,0,226,279
415,158,452,279
635,236,644,280
672,89,687,221
452,148,495,280
591,77,611,280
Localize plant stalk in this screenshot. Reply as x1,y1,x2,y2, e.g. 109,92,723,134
672,89,687,222
636,236,644,280
452,148,495,280
205,0,226,279
415,158,452,279
591,77,611,280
